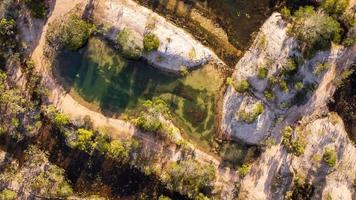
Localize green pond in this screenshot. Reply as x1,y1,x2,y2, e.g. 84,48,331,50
56,37,225,149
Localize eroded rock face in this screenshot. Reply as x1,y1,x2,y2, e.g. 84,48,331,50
290,114,356,200
221,13,297,144
222,92,275,144
92,0,222,73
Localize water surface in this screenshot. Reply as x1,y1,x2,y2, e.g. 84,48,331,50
56,37,225,149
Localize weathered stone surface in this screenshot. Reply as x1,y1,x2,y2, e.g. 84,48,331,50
93,0,222,73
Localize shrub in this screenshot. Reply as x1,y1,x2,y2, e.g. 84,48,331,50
323,147,337,167
268,76,278,85
116,28,142,59
281,7,291,20
94,132,110,154
283,58,298,76
264,90,275,101
279,80,289,92
343,29,356,46
162,159,216,198
21,0,48,18
257,67,268,79
106,140,129,160
134,113,163,133
313,62,330,75
294,82,304,91
72,128,94,151
321,0,349,17
238,164,251,177
0,189,16,200
45,105,70,129
235,79,250,93
143,34,160,52
0,18,16,50
290,6,341,57
281,126,306,156
237,101,264,124
47,15,94,51
227,78,250,93
158,195,171,200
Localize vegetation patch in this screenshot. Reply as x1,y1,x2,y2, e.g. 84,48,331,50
21,0,48,18
279,80,289,93
162,159,215,199
257,67,268,79
321,0,349,17
323,147,337,167
143,33,160,52
116,28,142,59
0,189,16,200
238,164,251,177
313,62,330,75
281,126,306,156
264,90,275,101
283,58,298,76
47,14,95,51
289,6,341,57
0,18,16,51
227,78,250,93
237,101,264,124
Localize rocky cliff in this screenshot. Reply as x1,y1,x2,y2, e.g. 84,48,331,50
221,11,356,200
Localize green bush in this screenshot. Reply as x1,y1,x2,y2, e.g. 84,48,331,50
106,140,129,160
235,79,250,93
116,28,142,59
158,195,171,200
0,189,17,200
162,159,215,198
281,7,291,20
257,67,268,79
143,33,160,52
294,82,304,91
238,164,251,177
45,105,70,129
47,15,94,51
283,58,298,76
279,80,289,92
281,126,306,156
290,6,341,57
237,101,264,124
323,147,337,167
0,18,16,50
72,128,94,151
94,132,110,154
343,28,356,46
268,76,278,85
321,0,349,16
134,113,163,133
21,0,48,18
264,90,275,101
313,62,330,75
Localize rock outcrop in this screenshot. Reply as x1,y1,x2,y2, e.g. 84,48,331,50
221,13,297,144
221,11,356,199
92,0,222,73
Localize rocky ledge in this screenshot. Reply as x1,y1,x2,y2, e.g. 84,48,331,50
92,0,223,73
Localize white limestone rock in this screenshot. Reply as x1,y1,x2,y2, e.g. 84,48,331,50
93,0,222,73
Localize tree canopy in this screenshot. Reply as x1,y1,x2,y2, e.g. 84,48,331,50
290,6,341,57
